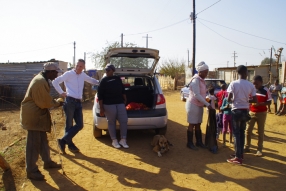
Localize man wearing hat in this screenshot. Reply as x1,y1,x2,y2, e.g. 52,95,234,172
52,59,99,154
20,62,64,180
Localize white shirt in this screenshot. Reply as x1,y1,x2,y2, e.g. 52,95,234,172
52,70,99,99
227,79,256,110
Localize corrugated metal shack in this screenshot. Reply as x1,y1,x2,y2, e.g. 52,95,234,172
0,59,68,106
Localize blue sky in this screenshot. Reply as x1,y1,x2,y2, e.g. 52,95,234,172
0,0,285,70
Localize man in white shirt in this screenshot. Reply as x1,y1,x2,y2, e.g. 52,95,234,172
226,65,257,165
52,59,99,154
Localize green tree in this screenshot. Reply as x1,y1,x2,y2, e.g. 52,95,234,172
159,59,185,90
89,41,137,69
261,57,276,65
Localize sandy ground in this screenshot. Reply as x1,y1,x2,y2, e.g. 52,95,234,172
1,90,286,191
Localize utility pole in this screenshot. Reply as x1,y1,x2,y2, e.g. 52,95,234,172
84,52,86,62
269,47,273,82
121,33,124,47
232,51,237,67
142,34,152,48
187,49,190,67
73,41,76,67
191,0,196,76
246,62,247,66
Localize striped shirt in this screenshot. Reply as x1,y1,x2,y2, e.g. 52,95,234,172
250,86,272,113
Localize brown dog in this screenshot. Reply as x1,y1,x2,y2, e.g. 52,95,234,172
151,135,170,157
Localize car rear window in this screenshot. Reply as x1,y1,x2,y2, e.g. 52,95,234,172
205,80,226,89
120,76,154,89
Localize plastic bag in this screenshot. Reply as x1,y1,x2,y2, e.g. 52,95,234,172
205,109,218,154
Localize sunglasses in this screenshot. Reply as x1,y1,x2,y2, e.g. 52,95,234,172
105,69,111,72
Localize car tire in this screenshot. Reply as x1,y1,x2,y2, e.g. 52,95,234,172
180,92,186,102
155,125,167,135
93,122,102,138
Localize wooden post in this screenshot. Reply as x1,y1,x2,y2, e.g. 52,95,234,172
0,155,10,171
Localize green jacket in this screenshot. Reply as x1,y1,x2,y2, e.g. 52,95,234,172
20,72,60,132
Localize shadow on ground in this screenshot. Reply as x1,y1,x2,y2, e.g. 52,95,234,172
88,119,286,190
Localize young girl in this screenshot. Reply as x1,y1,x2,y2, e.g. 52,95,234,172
206,87,217,111
220,97,233,147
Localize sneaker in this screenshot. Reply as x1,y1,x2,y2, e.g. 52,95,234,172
112,139,121,149
44,161,61,169
119,139,129,149
227,157,242,165
27,170,45,181
230,154,244,160
57,139,66,154
68,144,80,153
255,150,263,157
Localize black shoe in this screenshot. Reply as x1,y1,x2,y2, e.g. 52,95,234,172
27,170,45,181
44,161,61,169
57,139,66,154
187,131,198,150
68,144,80,153
195,130,207,149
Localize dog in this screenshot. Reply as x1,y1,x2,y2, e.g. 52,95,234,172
151,135,171,157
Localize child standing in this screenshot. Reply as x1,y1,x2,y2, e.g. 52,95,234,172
206,88,217,111
220,97,233,147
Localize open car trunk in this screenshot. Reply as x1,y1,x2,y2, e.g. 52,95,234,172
121,75,165,118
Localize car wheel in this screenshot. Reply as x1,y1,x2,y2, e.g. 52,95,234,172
180,92,186,101
93,122,102,138
155,125,167,135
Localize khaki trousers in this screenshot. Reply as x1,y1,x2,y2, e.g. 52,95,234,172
245,111,267,151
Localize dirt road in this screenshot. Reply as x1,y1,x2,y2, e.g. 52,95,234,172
2,90,286,190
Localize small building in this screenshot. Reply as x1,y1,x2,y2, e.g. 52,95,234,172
0,59,68,104
215,63,282,84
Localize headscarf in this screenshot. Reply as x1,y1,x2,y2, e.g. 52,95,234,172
196,61,209,72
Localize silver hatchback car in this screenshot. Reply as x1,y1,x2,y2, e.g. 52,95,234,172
92,48,168,138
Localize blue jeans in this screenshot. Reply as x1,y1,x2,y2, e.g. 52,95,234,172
62,97,83,146
231,109,250,159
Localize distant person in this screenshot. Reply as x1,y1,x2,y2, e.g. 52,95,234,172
20,63,63,180
186,61,213,150
226,65,257,165
97,64,129,149
220,96,233,147
269,79,282,114
216,84,227,112
276,81,286,116
263,81,271,112
52,59,99,154
244,75,272,157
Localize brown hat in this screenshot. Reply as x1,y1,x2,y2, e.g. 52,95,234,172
43,62,63,73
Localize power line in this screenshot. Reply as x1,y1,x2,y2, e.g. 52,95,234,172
125,18,189,36
198,18,286,45
197,20,268,50
0,42,73,55
197,0,222,15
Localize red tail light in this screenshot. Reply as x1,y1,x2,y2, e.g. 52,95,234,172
95,97,98,103
156,94,166,105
